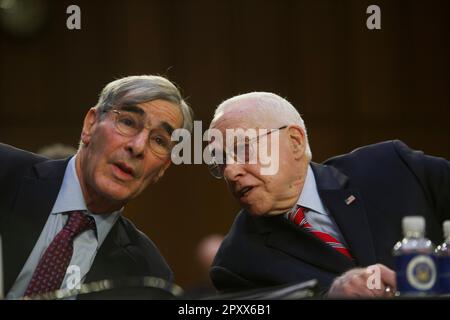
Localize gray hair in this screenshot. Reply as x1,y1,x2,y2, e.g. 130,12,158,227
96,75,193,133
213,92,312,160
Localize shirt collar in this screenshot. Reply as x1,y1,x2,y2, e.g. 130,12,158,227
296,164,328,215
51,155,121,247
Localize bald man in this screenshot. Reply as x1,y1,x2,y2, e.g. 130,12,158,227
206,92,450,297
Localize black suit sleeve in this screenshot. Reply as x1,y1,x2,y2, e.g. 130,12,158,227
210,266,256,293
393,140,450,222
0,143,46,227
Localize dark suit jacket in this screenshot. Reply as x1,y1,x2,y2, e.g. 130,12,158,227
0,143,173,297
211,140,450,293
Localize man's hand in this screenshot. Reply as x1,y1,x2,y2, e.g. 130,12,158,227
327,264,397,298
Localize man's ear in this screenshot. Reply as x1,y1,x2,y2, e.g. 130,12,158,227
287,125,306,159
80,108,98,146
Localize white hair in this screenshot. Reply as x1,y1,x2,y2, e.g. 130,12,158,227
213,92,312,159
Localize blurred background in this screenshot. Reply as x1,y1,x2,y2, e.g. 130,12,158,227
1,0,449,289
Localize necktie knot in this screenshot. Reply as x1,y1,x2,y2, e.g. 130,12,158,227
63,211,96,238
288,205,307,226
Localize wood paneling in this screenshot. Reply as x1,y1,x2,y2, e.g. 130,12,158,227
1,0,449,288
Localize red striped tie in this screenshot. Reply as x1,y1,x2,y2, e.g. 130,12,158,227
288,206,353,260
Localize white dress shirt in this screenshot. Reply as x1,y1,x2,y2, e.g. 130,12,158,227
286,165,348,246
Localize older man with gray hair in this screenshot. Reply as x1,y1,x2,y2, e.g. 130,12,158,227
0,75,193,299
208,92,450,298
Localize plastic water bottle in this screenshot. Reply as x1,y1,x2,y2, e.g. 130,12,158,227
393,216,438,296
436,220,450,295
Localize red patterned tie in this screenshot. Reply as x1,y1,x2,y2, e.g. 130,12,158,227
24,211,96,297
288,206,353,260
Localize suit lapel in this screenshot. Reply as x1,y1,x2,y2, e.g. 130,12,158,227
3,158,69,292
3,156,140,295
311,163,377,266
253,214,355,275
251,162,378,276
84,218,140,284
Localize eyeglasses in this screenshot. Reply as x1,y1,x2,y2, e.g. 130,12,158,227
108,109,174,157
207,126,287,179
